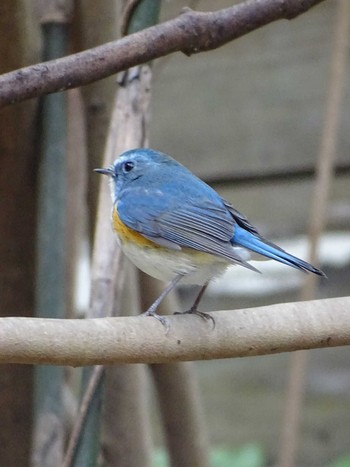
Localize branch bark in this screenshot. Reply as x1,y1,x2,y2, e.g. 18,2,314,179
0,0,325,107
0,297,348,366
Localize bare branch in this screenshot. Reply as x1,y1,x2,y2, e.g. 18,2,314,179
0,297,348,366
62,365,104,467
0,0,325,107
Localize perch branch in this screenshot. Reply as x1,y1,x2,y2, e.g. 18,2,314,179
0,0,325,107
0,297,348,366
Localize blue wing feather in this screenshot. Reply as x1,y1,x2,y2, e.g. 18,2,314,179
232,224,326,276
117,185,258,271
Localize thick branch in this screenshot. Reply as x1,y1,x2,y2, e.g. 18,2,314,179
0,0,325,107
0,297,348,366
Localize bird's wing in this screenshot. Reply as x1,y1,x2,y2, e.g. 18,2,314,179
117,187,257,270
222,199,261,235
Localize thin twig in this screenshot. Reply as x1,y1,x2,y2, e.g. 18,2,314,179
62,365,105,467
0,0,325,107
120,0,143,36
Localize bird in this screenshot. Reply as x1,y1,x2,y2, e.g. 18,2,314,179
95,148,325,329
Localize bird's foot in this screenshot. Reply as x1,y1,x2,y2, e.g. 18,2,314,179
174,307,216,329
142,309,170,333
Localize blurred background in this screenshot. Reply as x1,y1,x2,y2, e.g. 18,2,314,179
152,3,350,464
0,0,349,466
151,1,350,466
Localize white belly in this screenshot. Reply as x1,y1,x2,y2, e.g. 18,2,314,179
119,239,249,285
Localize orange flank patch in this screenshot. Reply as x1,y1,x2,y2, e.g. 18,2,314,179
112,206,226,266
112,207,161,248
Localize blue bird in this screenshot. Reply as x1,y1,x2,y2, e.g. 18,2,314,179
95,148,325,328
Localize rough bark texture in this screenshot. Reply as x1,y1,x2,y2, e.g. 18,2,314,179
0,0,325,106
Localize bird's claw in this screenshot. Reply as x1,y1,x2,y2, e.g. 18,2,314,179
142,309,170,334
174,308,216,329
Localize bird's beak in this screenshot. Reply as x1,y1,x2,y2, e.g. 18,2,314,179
94,167,114,177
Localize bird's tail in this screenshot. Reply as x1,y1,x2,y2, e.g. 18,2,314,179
232,225,326,277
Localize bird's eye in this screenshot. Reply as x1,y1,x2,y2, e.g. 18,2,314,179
123,161,135,173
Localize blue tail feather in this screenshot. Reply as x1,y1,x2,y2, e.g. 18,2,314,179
232,225,326,277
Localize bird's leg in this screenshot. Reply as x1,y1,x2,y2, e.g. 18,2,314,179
142,274,184,331
190,283,209,312
175,282,215,328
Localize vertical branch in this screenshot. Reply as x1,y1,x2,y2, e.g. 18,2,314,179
101,266,152,467
73,64,155,466
70,89,125,467
32,2,73,464
71,2,161,464
278,2,350,466
150,362,210,467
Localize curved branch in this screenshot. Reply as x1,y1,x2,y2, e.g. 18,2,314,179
0,297,348,366
0,0,325,107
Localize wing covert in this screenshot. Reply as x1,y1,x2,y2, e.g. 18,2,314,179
117,187,257,270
